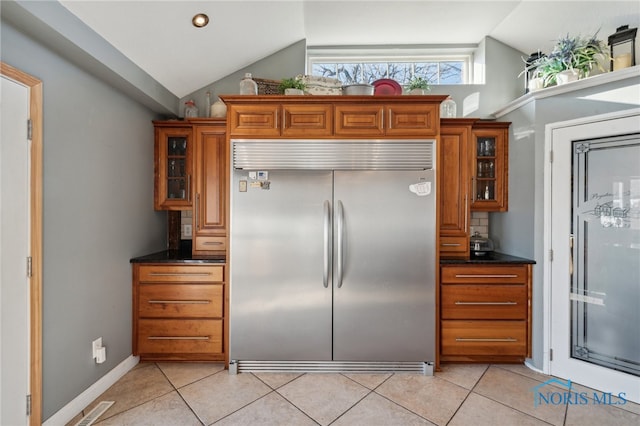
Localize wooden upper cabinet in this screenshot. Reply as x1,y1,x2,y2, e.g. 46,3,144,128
191,120,227,256
335,103,438,137
438,119,474,258
334,104,384,136
471,122,510,212
227,104,280,137
154,122,193,211
227,101,333,137
282,104,333,137
222,95,446,139
386,103,439,136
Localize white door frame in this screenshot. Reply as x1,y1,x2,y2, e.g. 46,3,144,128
0,62,43,426
543,107,640,402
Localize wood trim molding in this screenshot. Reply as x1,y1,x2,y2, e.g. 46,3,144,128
1,61,43,426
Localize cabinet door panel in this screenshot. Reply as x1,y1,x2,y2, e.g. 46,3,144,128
439,124,471,254
228,104,279,136
471,123,509,211
154,125,193,210
386,104,438,136
193,124,227,255
335,104,384,136
282,104,333,137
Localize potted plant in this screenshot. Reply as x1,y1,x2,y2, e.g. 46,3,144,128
405,76,431,94
531,32,608,87
278,77,306,95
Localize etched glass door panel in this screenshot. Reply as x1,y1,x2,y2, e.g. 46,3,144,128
571,135,640,377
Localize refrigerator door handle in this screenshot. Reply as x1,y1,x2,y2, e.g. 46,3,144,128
336,200,344,288
323,200,332,288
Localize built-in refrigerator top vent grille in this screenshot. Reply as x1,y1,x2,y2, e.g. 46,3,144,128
232,139,434,170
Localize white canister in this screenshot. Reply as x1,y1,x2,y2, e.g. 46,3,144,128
210,98,227,118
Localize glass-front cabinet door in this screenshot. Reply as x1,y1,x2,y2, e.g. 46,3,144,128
471,122,509,212
154,123,193,210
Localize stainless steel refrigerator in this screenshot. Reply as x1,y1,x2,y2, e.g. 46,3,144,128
229,139,436,373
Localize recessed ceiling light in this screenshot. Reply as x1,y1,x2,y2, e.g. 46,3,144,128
192,13,209,28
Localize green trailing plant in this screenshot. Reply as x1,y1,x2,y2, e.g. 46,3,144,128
406,76,431,92
278,77,306,94
527,32,609,87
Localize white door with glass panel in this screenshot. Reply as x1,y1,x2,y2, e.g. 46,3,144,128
549,111,640,404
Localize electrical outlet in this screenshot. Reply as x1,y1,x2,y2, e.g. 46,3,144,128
184,224,192,237
92,337,102,359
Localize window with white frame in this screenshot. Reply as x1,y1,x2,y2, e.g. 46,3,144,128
307,46,474,86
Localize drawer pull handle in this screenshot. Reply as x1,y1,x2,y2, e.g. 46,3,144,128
441,243,462,247
203,241,224,246
148,336,210,341
148,272,212,277
454,301,517,305
148,300,211,304
454,274,519,278
455,338,518,342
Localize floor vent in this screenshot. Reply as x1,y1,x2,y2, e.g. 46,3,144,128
231,361,434,375
74,401,114,426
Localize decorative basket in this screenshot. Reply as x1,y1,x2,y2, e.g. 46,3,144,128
254,78,281,95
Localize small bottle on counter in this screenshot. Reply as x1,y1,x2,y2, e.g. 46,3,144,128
184,100,198,118
239,73,258,95
440,96,457,118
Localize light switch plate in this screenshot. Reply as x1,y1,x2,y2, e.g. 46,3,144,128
183,224,192,237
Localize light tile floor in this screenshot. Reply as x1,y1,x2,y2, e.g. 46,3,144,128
68,363,640,426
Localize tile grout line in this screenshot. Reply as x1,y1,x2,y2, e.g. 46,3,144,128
367,373,447,425
442,364,491,425
266,373,322,425
469,365,561,426
94,363,186,425
156,362,212,426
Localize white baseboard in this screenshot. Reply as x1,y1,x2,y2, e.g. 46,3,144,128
43,355,139,426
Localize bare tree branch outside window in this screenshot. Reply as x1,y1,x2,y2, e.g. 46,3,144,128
311,60,464,85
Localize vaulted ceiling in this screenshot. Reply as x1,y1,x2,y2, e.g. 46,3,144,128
58,1,639,98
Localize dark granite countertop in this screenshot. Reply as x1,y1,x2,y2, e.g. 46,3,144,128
440,251,535,264
130,241,225,264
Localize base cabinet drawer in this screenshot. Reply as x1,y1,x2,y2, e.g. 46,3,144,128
441,320,527,356
439,236,469,256
138,264,223,283
138,284,223,318
137,319,223,354
441,285,527,320
193,236,226,253
441,265,528,284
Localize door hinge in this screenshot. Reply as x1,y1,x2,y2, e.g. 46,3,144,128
26,394,31,416
549,249,553,262
27,119,32,141
27,256,32,278
549,348,553,361
549,150,553,163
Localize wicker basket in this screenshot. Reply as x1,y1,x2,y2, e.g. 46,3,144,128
254,78,281,95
